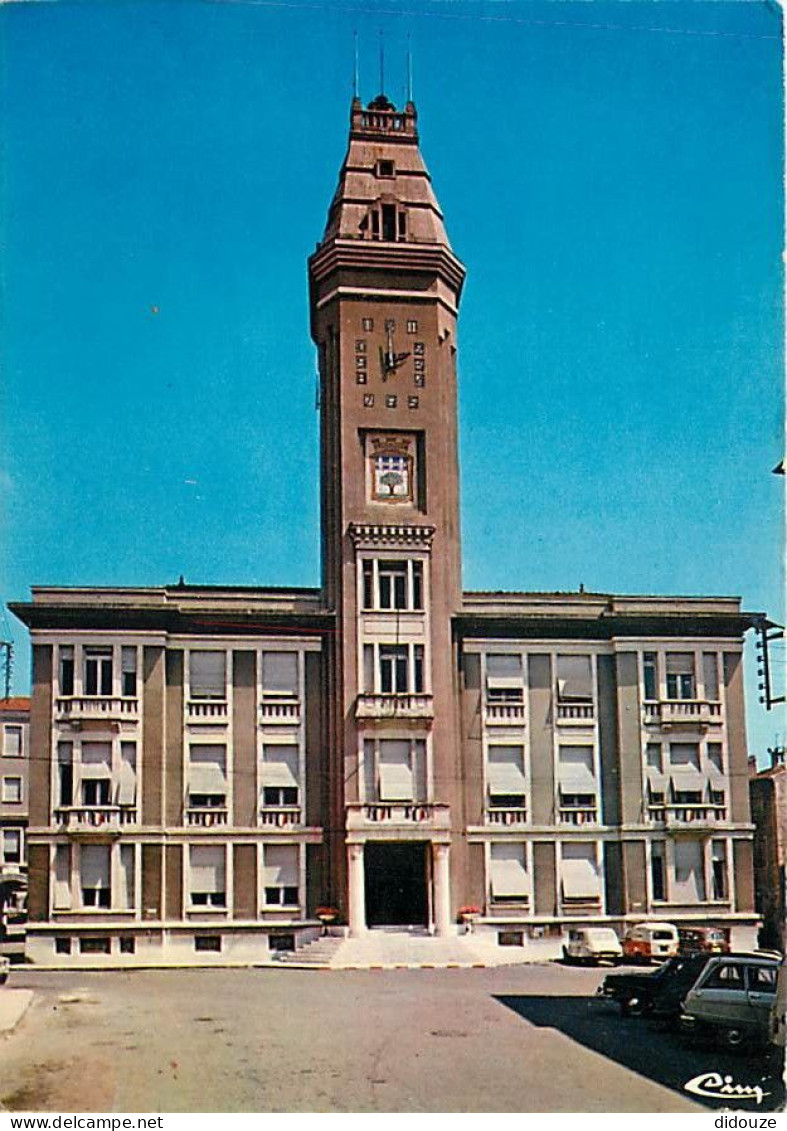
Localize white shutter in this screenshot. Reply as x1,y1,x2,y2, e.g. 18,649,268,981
54,845,72,909
190,846,225,893
261,745,299,788
666,653,695,675
490,843,528,897
116,744,137,806
81,845,110,891
189,651,226,698
118,844,135,910
261,652,298,695
188,746,227,795
486,654,522,680
673,839,705,902
487,746,526,795
557,655,593,700
378,740,413,801
558,746,596,793
561,843,600,899
3,727,22,757
81,742,112,779
264,845,299,887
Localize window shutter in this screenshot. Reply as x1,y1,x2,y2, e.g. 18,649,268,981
190,846,225,892
118,844,135,910
264,845,298,887
556,655,593,700
81,845,110,890
561,844,600,899
666,653,694,675
673,839,705,902
3,727,22,757
261,652,298,695
54,845,72,909
487,746,526,795
486,654,523,685
557,746,596,793
81,742,112,779
490,843,528,897
188,746,227,795
378,740,413,801
189,651,226,698
261,745,299,788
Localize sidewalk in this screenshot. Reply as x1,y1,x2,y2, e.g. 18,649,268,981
0,990,33,1034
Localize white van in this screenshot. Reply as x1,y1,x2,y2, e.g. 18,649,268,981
622,921,679,964
563,927,623,965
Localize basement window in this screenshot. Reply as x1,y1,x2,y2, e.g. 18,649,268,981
194,935,222,953
119,937,136,954
79,937,111,955
55,937,72,955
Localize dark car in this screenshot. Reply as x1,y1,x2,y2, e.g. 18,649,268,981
677,926,729,957
597,954,710,1018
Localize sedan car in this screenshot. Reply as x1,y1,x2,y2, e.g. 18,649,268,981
597,953,709,1018
681,953,780,1051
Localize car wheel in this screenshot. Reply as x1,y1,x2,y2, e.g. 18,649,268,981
718,1027,746,1052
0,974,7,986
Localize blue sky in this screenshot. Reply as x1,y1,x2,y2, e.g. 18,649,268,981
1,0,784,758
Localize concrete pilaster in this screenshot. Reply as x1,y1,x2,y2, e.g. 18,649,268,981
433,843,451,937
347,843,366,937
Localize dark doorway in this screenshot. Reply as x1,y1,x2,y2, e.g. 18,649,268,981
365,842,428,927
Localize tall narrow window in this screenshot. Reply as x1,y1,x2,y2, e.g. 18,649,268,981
703,652,719,701
59,645,75,696
646,743,663,773
673,839,706,903
379,645,409,694
666,653,696,700
382,204,397,241
54,844,72,910
490,843,528,903
121,647,137,696
261,744,299,807
119,844,135,911
118,742,137,808
187,745,227,809
643,653,658,700
189,651,226,700
263,845,299,906
556,655,593,702
57,742,73,807
711,840,728,900
485,653,524,704
84,647,112,696
707,743,724,775
651,842,666,901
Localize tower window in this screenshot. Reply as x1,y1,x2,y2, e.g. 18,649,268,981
397,212,407,239
407,320,418,334
376,159,395,178
362,318,374,331
382,204,397,241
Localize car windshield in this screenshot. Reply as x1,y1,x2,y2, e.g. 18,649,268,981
587,930,618,944
652,931,675,940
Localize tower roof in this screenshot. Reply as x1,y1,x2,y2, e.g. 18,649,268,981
319,96,456,251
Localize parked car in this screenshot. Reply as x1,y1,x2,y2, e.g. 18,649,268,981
769,958,786,1052
562,927,623,965
597,953,709,1018
681,952,780,1051
622,921,679,963
677,926,729,957
0,956,9,985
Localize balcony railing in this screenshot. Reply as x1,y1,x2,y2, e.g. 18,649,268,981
484,702,526,725
487,807,528,826
185,806,228,827
647,802,727,825
54,805,137,829
55,696,139,721
643,700,723,728
187,699,229,722
346,801,450,830
558,805,598,826
556,702,595,723
355,693,434,721
259,697,301,725
258,806,302,828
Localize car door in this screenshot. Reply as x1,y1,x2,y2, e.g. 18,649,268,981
746,963,778,1031
690,960,748,1026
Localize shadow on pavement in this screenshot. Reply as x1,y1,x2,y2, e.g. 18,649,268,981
495,994,785,1113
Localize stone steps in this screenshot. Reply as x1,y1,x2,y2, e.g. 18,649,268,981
271,934,345,966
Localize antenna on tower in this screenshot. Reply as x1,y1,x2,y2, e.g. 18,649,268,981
353,31,359,99
378,28,385,95
406,35,413,103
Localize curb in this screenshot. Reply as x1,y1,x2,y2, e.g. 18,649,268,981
0,990,34,1034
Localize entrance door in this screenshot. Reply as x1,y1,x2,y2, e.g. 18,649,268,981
365,842,428,927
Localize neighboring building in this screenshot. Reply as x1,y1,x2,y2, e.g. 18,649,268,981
9,94,761,964
749,749,786,950
0,696,30,933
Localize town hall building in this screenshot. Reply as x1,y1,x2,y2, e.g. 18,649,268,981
10,93,760,963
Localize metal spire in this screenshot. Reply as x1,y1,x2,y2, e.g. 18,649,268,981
378,29,384,95
353,31,359,99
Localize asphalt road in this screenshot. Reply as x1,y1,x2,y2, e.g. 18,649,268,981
0,965,781,1113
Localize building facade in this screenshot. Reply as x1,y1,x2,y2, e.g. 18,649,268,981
0,696,30,935
10,95,760,963
749,749,786,950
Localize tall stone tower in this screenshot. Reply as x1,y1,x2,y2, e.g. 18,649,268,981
309,94,466,934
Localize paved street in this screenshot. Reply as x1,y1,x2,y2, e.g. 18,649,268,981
0,965,781,1113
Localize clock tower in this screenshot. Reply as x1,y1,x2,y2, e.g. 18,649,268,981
309,94,466,934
